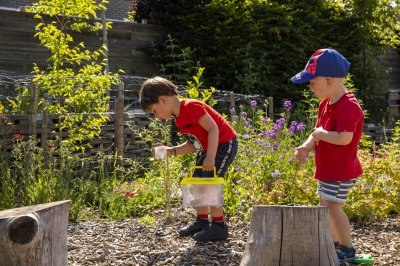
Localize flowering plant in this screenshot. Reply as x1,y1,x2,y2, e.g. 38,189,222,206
224,98,318,219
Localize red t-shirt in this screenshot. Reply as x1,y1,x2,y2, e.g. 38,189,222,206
174,99,236,151
314,92,364,181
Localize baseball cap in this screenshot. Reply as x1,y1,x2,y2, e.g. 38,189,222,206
290,48,350,84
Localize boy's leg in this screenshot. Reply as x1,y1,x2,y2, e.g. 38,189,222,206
193,138,238,241
317,179,357,261
178,152,209,237
320,198,352,247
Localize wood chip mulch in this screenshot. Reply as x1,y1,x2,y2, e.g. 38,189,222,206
68,208,400,266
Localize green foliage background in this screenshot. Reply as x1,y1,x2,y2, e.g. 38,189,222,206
138,0,400,124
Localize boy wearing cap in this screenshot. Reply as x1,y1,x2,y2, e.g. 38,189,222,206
292,48,364,262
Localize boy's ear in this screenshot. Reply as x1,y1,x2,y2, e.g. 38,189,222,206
326,77,333,86
159,95,167,103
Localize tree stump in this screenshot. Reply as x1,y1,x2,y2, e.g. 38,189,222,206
0,200,71,266
240,205,339,266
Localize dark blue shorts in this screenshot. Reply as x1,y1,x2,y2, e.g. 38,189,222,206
193,137,238,178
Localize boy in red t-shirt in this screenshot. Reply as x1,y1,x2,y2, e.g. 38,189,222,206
291,48,364,262
139,76,238,241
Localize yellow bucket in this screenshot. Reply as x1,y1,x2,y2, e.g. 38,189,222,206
181,166,225,207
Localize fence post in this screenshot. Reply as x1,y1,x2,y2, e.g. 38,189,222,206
229,91,235,111
115,81,125,166
267,96,273,119
41,94,49,162
29,85,38,137
101,10,109,74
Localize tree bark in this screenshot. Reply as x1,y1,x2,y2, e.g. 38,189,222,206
240,205,339,266
0,200,71,266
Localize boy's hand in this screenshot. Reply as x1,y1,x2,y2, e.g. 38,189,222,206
294,146,309,163
311,127,326,141
166,147,174,157
202,156,215,172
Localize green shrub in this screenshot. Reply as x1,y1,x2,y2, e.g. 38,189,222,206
142,0,400,124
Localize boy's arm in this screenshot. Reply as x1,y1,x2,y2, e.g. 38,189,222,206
295,134,316,163
299,134,316,151
198,113,219,171
166,141,196,156
312,127,353,145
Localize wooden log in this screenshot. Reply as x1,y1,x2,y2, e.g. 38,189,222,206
240,205,339,266
0,200,71,266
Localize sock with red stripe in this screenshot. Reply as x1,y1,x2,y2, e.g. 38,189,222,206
197,214,209,222
212,215,225,227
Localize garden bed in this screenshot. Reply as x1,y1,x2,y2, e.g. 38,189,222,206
68,208,400,266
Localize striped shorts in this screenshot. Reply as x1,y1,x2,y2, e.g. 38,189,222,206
317,179,356,203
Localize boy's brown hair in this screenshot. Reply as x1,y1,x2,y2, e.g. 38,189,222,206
139,76,178,111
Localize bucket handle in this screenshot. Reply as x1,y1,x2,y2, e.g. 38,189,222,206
189,166,217,178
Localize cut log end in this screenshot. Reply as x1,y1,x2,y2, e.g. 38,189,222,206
7,215,39,245
240,205,339,266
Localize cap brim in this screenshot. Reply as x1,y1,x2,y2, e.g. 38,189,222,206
290,70,315,84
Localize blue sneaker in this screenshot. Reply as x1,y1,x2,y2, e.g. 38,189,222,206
337,244,356,262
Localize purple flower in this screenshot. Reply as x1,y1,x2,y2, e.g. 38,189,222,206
243,133,250,139
271,170,280,179
250,100,257,110
273,118,286,131
254,139,262,145
261,130,268,137
272,143,279,150
262,117,269,124
236,167,243,173
289,121,298,136
242,120,249,127
241,111,247,117
229,107,235,114
262,141,271,148
296,122,306,131
266,130,276,139
232,115,238,121
284,100,293,111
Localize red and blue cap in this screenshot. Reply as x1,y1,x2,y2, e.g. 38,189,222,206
291,48,350,84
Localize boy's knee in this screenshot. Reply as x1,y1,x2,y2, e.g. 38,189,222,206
320,198,343,209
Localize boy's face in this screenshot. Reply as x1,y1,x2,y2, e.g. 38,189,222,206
309,76,331,99
148,96,172,121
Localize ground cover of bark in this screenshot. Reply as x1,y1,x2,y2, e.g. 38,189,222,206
68,208,400,266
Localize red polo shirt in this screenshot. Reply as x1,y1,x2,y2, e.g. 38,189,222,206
175,99,236,151
314,92,364,181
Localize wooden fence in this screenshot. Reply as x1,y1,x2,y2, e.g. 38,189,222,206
0,86,275,160
0,8,168,75
0,79,393,162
